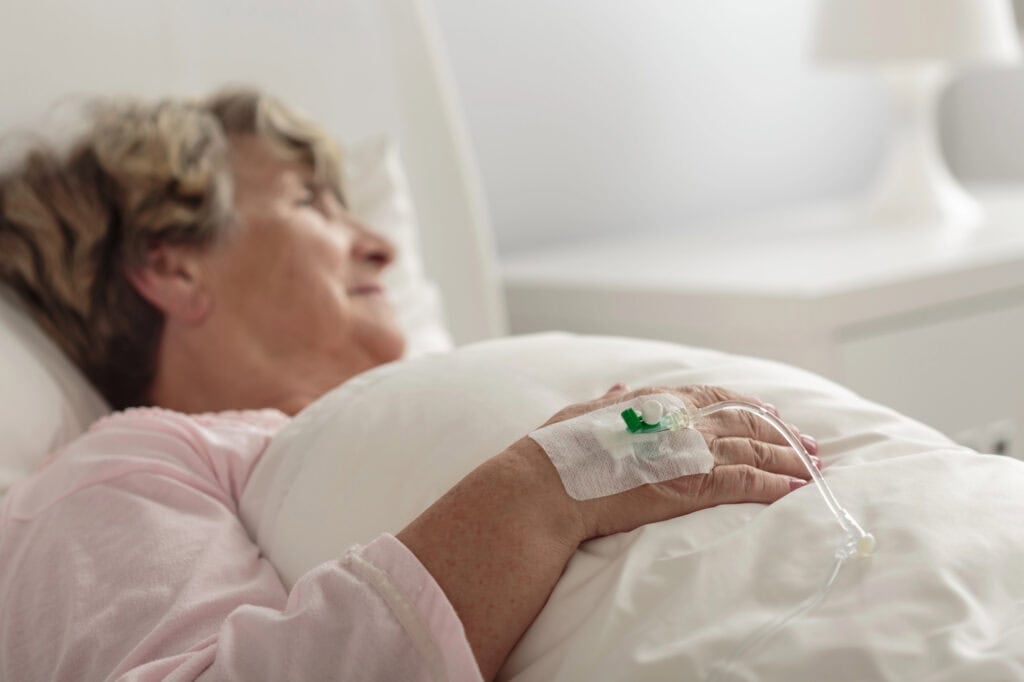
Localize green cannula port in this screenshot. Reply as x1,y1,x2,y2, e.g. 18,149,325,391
621,408,644,432
621,408,668,433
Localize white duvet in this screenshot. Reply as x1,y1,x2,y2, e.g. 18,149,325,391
240,334,1024,681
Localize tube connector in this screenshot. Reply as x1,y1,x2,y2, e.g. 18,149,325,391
838,531,876,559
624,398,877,562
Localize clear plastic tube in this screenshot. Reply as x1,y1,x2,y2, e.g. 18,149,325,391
620,398,877,678
683,400,875,681
706,555,845,682
680,400,875,560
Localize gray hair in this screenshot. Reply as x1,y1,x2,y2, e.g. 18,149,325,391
0,87,344,408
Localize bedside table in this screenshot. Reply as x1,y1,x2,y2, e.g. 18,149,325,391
502,187,1024,455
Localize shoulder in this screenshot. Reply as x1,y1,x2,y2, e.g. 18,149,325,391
5,407,291,521
89,405,290,440
87,406,290,465
0,407,292,681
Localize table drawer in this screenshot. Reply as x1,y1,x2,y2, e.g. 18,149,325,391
838,297,1024,443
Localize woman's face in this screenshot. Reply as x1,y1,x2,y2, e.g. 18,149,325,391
200,135,405,390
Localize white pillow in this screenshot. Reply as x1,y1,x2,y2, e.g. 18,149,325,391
343,136,453,357
0,289,108,498
0,136,451,498
240,333,1024,681
241,331,934,581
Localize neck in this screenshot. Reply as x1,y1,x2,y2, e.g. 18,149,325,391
147,321,344,416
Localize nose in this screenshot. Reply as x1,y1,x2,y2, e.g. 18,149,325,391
350,218,396,270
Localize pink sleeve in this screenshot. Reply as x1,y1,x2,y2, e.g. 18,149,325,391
0,409,482,682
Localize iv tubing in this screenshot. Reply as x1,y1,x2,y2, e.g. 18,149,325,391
693,400,875,559
692,401,875,680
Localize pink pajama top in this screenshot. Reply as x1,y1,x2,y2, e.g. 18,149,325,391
0,408,483,681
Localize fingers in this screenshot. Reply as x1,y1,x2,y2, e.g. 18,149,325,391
698,464,808,506
679,387,813,447
586,383,633,411
710,437,821,479
586,383,646,411
700,402,819,455
602,383,630,397
548,384,820,458
703,409,789,447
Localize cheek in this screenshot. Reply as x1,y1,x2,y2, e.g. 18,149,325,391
259,213,348,283
274,253,349,322
289,237,358,325
217,226,349,325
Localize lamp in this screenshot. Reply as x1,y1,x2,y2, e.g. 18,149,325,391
812,0,1022,228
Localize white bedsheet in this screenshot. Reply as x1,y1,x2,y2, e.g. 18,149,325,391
240,333,1024,681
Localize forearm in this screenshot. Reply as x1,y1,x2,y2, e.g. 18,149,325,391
397,438,582,681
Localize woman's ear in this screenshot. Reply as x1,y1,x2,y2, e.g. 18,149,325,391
126,244,212,324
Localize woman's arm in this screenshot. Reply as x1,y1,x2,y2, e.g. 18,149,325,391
397,437,581,681
398,384,816,680
0,387,813,681
0,412,483,681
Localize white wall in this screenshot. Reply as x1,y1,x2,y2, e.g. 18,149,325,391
945,69,1024,180
2,0,1015,260
432,1,1020,255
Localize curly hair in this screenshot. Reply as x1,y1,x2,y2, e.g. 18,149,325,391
0,88,344,409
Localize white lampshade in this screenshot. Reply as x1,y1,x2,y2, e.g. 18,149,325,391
813,0,1022,66
811,0,1022,230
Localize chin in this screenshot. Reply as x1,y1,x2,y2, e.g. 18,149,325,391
373,324,406,363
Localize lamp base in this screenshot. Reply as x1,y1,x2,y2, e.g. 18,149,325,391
868,68,983,229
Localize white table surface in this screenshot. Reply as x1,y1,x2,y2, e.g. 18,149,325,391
503,186,1024,332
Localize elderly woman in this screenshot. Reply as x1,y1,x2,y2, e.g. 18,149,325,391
0,89,818,681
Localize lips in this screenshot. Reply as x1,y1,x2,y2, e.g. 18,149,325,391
348,284,384,296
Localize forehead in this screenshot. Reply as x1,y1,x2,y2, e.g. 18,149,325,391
228,135,312,193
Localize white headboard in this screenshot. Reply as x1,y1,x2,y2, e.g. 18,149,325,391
0,0,506,344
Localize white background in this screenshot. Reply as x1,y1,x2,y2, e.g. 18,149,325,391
1,0,1021,257
432,0,1024,254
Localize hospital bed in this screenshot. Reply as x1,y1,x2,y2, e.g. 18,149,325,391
2,2,1024,680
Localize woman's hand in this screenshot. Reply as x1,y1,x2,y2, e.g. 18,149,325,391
527,383,820,542
399,383,818,680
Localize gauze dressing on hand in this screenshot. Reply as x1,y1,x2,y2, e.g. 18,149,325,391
531,393,875,561
532,392,877,678
529,393,714,500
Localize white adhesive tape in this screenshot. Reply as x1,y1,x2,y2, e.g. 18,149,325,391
529,392,715,500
